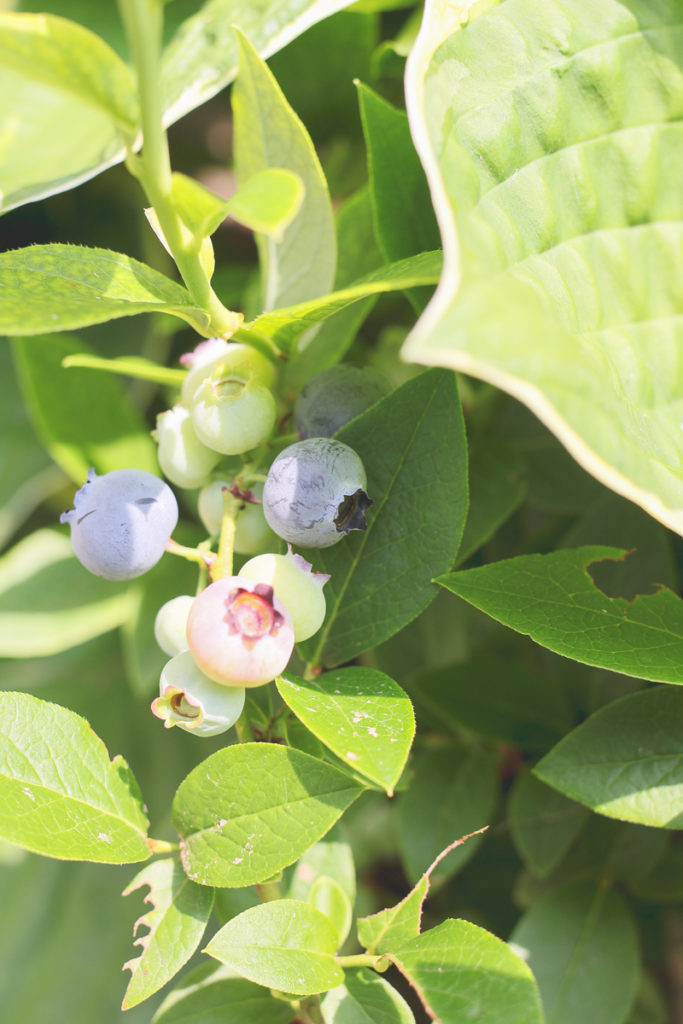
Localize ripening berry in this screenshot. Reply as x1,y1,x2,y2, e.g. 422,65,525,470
262,438,372,548
60,468,178,580
155,405,221,489
154,594,195,656
180,339,276,406
198,479,277,554
190,372,276,456
187,576,294,687
295,364,391,439
151,650,246,737
240,547,329,642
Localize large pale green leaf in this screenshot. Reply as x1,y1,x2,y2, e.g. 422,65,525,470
162,0,357,125
392,919,544,1024
278,669,415,794
173,743,364,887
238,251,442,354
205,898,343,995
0,530,136,657
232,29,335,312
438,547,683,684
0,692,150,863
397,747,498,885
12,334,158,483
151,965,295,1023
510,882,640,1024
321,969,416,1024
301,369,467,668
0,246,208,337
0,12,137,214
122,858,214,1010
535,686,683,828
403,0,683,536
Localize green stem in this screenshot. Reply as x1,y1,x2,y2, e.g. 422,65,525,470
256,878,282,903
211,489,240,581
335,953,388,970
117,0,240,338
166,538,215,569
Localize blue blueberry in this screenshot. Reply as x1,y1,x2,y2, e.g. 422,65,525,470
295,364,390,439
262,438,372,548
60,468,178,580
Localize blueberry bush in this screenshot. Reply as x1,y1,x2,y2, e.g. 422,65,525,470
1,1,682,1022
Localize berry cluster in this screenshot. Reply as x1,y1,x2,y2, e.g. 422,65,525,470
60,343,389,738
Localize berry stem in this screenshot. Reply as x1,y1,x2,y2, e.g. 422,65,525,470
256,878,282,902
165,538,215,569
210,488,240,581
117,0,240,338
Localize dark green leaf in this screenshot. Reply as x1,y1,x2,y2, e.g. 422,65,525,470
173,743,364,887
398,747,497,885
278,669,415,794
409,654,573,751
205,898,343,995
151,964,295,1024
456,442,526,564
12,334,158,482
302,369,467,668
0,692,149,863
122,858,214,1009
535,686,683,828
438,547,683,683
509,769,589,878
510,882,640,1024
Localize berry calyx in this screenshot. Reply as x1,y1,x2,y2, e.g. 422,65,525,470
190,371,276,455
181,339,276,406
151,650,245,737
187,576,294,687
240,547,329,642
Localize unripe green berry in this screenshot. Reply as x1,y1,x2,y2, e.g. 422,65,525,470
181,340,276,406
240,548,329,642
151,650,245,737
154,594,194,656
198,480,277,554
190,373,276,456
155,405,221,489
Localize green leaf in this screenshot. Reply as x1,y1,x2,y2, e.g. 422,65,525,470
357,82,439,312
0,692,150,863
0,245,208,337
151,964,295,1024
278,669,415,794
397,747,498,885
625,974,669,1024
510,882,640,1024
409,654,573,752
403,0,683,537
438,547,683,684
301,368,467,668
535,686,683,828
205,898,343,995
61,353,186,388
173,743,364,887
232,29,335,312
238,250,442,354
358,836,475,954
286,825,356,910
310,876,353,947
225,168,305,240
12,334,158,482
392,919,544,1024
0,12,137,214
122,857,214,1009
456,442,527,564
509,769,589,878
285,185,384,390
321,968,416,1024
0,530,137,657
